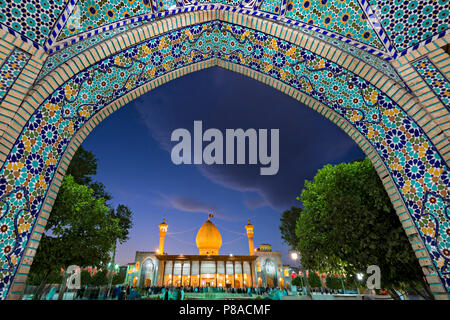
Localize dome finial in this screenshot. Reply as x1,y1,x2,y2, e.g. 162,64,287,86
208,213,214,220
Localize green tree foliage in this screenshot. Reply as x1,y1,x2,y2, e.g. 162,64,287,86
291,276,303,287
308,272,322,288
28,146,133,298
325,275,341,290
81,270,93,286
28,175,121,298
27,268,63,286
296,158,433,298
110,204,133,244
67,146,112,201
279,207,303,249
91,270,108,286
112,272,126,286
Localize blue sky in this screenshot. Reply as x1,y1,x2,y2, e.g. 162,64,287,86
81,67,365,266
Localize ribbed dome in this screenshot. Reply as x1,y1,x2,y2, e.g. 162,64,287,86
196,217,222,255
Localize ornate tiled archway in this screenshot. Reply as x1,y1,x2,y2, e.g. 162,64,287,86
0,2,449,300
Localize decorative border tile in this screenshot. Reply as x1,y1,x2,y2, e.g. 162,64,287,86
0,18,449,299
412,57,450,112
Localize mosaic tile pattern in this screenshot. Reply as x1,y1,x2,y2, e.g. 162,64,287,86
284,0,386,50
0,0,448,58
0,49,31,103
57,0,155,41
368,0,450,53
259,0,283,15
295,25,403,86
0,0,68,46
190,0,241,4
156,0,178,11
412,57,450,111
0,21,449,298
38,22,146,81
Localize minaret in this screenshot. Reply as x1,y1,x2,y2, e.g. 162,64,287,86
158,218,168,254
245,220,255,256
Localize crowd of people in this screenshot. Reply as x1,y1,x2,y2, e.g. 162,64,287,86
69,285,293,300
40,283,345,300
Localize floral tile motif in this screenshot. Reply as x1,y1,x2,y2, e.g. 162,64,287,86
156,0,178,11
38,22,146,81
0,0,68,47
296,25,403,86
0,21,449,299
412,56,450,111
0,49,31,103
284,0,386,51
368,0,449,53
57,0,155,41
259,0,284,15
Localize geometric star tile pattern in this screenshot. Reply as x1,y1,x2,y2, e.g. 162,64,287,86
285,0,386,51
0,0,68,46
412,56,450,111
368,0,450,53
0,49,31,103
38,21,146,81
57,0,156,41
0,21,449,299
259,0,284,15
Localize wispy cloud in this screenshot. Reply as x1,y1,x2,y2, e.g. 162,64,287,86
151,192,242,221
131,67,365,212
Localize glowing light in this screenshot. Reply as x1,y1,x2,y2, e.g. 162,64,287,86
290,252,298,260
356,273,364,281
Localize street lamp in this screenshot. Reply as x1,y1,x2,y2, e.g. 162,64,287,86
290,250,311,298
356,272,364,295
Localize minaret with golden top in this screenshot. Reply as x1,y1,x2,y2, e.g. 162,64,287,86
158,218,168,254
245,219,255,256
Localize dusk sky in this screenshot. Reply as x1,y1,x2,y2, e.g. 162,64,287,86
81,67,365,266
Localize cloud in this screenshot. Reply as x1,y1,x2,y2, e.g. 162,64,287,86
132,67,365,211
151,192,240,221
168,196,215,214
243,193,268,209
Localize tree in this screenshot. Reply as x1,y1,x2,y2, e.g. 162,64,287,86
112,272,125,286
308,272,322,288
291,276,303,287
279,207,303,249
91,270,108,286
80,270,93,286
110,204,133,244
28,175,121,299
296,158,433,299
325,275,341,290
66,145,97,186
27,146,133,299
66,146,112,201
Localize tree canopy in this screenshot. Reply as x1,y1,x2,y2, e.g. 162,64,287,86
279,207,303,249
283,158,432,298
29,175,121,285
28,146,133,297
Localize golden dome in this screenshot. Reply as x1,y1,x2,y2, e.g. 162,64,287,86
196,216,222,255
